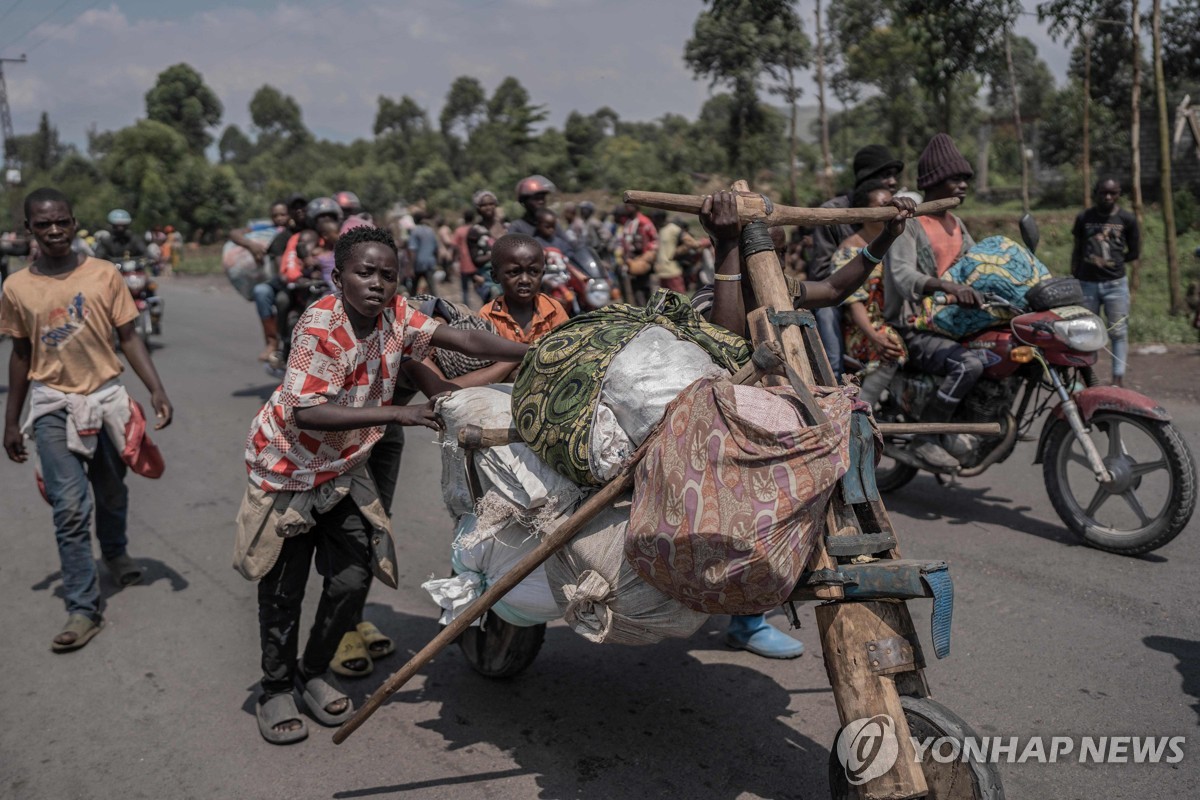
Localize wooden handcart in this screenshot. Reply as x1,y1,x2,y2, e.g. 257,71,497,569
334,184,1005,800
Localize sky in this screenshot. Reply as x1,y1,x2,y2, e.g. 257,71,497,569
0,0,1072,151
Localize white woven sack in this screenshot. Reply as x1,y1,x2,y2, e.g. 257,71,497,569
590,327,727,481
437,385,583,523
423,514,560,628
545,497,708,645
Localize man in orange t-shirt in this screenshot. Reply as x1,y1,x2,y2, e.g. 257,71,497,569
1,188,173,653
479,234,570,345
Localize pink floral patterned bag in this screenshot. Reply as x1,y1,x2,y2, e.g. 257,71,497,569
625,374,853,614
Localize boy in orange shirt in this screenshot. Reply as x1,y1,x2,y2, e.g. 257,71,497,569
479,234,570,344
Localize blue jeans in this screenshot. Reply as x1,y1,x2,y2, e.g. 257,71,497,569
33,410,129,619
814,305,845,379
252,281,276,320
1080,277,1129,379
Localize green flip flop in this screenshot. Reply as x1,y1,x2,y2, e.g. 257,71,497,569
51,613,103,653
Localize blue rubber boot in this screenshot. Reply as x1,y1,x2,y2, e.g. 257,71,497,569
724,614,804,659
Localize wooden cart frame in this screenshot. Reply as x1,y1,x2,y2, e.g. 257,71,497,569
334,185,1004,800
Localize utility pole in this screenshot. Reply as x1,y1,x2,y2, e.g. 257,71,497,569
1005,29,1030,213
1082,25,1093,208
1151,0,1182,315
1130,1,1144,292
1,55,28,233
814,0,834,197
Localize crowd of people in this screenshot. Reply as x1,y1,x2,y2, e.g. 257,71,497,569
0,128,1143,745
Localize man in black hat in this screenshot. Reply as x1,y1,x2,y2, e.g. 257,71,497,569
809,145,904,377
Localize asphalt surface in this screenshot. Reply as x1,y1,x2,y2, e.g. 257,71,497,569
1,277,1197,800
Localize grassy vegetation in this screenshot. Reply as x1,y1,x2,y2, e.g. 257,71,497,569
173,245,224,276
959,203,1200,344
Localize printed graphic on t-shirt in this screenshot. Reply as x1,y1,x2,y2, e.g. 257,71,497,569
1081,222,1126,271
39,293,90,348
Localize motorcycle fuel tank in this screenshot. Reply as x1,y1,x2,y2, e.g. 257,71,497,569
963,329,1022,379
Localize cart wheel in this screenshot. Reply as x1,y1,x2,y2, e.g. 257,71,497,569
828,697,1004,799
457,613,545,679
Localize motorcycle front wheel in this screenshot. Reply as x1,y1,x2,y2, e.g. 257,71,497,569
1043,412,1197,555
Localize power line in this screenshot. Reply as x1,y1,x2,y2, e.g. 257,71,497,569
0,0,76,53
0,0,28,28
22,0,103,56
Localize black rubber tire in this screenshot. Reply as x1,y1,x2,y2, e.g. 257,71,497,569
1043,414,1197,555
457,614,545,679
1026,276,1084,311
876,459,919,493
829,697,1005,799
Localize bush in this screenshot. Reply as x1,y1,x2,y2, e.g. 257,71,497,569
1173,188,1199,235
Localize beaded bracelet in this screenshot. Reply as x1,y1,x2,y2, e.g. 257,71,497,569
713,273,743,282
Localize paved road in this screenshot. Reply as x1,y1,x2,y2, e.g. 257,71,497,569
1,278,1196,800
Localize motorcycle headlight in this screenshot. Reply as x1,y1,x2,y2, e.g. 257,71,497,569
1052,314,1108,352
585,279,611,308
125,274,147,292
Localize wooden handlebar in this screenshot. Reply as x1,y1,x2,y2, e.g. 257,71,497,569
621,190,960,226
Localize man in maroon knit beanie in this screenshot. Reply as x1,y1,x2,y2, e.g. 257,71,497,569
882,134,988,471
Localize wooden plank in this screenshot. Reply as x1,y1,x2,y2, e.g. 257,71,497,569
816,601,930,800
623,190,960,228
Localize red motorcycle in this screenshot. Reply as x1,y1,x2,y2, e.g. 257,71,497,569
876,218,1196,555
117,256,163,345
540,242,617,317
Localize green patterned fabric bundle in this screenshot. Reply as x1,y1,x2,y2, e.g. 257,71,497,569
511,290,750,485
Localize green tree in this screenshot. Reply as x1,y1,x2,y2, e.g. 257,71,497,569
828,0,926,173
439,76,488,177
564,107,619,188
684,0,811,178
144,63,223,153
486,77,547,153
439,76,487,138
249,85,308,143
9,112,69,173
101,120,192,229
892,0,1019,133
218,124,254,164
1162,0,1200,81
374,95,431,139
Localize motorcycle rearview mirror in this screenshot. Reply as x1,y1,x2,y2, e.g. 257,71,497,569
1019,213,1040,254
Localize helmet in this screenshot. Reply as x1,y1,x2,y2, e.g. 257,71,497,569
108,209,132,226
334,190,362,214
305,197,344,225
515,175,556,200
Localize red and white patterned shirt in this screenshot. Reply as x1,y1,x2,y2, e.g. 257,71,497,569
245,293,440,492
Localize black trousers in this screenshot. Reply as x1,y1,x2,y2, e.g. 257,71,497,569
902,331,988,407
368,423,405,514
258,495,372,697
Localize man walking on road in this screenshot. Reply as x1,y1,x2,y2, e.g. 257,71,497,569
1072,177,1138,387
1,188,173,653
